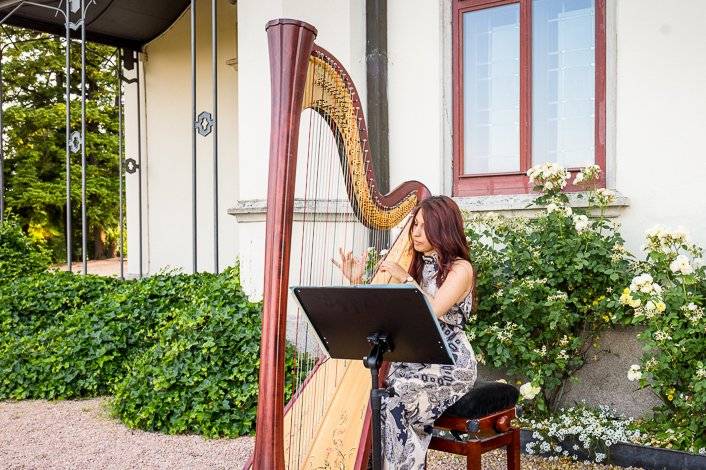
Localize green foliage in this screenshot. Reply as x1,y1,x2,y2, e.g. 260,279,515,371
465,165,634,414
620,227,706,453
1,28,122,261
0,269,216,400
0,263,305,438
112,269,256,436
0,270,117,337
0,217,51,282
110,267,302,437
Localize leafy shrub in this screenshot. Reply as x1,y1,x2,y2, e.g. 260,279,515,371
465,164,634,414
621,227,706,453
0,272,117,336
0,269,213,399
111,266,300,437
0,217,51,283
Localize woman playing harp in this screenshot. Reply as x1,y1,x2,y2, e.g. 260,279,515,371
334,196,478,469
252,18,437,470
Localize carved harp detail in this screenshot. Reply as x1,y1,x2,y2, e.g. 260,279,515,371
252,18,430,470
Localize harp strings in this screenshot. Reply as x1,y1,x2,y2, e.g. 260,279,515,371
285,52,394,468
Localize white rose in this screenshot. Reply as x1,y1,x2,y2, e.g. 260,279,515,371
627,364,642,382
573,214,590,233
520,382,541,400
546,203,559,213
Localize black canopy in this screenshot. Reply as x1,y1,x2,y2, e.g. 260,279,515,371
0,0,190,50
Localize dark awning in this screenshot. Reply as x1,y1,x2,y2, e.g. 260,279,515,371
0,0,190,50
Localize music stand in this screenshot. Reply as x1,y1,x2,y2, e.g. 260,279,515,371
291,284,454,470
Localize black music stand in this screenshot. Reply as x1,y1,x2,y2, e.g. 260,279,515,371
291,284,454,470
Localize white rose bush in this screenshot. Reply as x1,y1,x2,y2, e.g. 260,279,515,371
465,162,635,418
620,225,706,454
465,161,706,460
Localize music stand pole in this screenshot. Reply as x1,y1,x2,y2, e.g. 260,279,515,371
364,331,392,470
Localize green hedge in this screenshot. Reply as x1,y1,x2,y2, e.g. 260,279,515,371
0,272,117,337
0,270,212,399
112,269,261,436
0,261,302,438
111,267,305,437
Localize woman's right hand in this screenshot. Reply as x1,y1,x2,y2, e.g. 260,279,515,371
331,248,365,284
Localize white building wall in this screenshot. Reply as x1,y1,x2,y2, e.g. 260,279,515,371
127,0,706,283
384,0,706,256
124,0,239,275
614,0,706,254
388,0,449,196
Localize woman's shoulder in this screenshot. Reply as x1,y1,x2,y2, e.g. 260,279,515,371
451,258,474,276
446,258,474,288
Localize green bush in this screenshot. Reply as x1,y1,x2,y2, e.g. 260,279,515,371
0,272,117,337
0,217,51,283
620,227,706,453
465,164,634,414
0,262,303,438
0,269,213,399
110,267,300,437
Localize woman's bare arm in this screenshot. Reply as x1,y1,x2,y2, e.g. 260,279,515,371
414,260,474,319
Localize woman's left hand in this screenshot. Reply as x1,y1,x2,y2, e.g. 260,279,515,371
378,260,408,283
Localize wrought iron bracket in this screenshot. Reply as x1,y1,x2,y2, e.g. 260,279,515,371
124,158,139,174
119,73,138,84
69,131,82,153
195,111,215,137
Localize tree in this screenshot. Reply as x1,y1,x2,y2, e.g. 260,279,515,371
1,26,121,262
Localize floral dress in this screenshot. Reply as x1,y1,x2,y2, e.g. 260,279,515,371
381,254,477,469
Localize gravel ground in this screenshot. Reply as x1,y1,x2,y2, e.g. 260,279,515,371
0,398,253,469
0,398,645,469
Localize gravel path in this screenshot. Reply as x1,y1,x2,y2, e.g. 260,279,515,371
0,398,253,469
0,398,644,469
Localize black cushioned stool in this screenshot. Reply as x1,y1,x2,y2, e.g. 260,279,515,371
429,381,521,470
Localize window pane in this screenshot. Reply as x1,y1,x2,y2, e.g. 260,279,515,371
532,0,595,168
463,4,520,174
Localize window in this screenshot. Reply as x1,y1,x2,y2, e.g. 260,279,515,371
452,0,605,196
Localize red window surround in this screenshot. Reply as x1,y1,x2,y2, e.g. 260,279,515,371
452,0,606,196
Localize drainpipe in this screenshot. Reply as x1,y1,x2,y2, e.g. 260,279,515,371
366,0,389,195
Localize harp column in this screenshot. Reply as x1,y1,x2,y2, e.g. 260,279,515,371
253,19,317,470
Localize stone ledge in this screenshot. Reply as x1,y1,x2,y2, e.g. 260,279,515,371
228,198,355,223
454,191,629,218
230,191,630,222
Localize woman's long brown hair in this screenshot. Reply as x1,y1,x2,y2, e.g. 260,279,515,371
408,196,472,289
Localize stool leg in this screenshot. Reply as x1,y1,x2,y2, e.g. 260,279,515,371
506,428,520,470
466,442,482,470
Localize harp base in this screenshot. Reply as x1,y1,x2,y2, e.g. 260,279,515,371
363,331,393,470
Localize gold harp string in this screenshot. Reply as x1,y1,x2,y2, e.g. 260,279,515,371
297,64,327,467
288,55,319,469
281,50,423,469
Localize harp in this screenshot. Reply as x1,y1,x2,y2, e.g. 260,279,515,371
251,19,431,469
